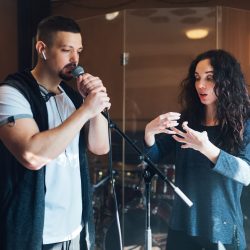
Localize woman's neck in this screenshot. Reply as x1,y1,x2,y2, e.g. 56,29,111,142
203,118,218,126
203,105,218,126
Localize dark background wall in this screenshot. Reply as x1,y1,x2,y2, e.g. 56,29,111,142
0,0,17,81
0,0,50,81
17,0,50,72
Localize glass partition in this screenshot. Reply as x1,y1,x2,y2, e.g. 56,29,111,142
77,7,250,249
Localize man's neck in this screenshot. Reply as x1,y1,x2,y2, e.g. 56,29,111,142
31,66,61,94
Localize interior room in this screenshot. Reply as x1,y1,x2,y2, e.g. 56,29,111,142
1,0,250,249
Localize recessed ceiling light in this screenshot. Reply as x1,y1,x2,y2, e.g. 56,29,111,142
105,11,120,21
185,28,209,39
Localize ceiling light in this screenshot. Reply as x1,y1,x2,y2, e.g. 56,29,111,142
105,11,120,21
185,28,209,39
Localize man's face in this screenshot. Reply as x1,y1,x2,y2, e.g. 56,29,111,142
45,31,83,81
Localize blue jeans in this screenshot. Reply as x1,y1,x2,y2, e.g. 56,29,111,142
166,228,243,250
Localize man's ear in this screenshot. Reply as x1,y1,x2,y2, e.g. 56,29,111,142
36,41,47,60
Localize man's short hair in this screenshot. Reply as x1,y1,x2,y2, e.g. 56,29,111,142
36,16,81,46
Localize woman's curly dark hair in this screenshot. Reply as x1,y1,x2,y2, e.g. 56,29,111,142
180,49,250,154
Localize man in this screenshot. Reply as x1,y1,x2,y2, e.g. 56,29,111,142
0,16,111,250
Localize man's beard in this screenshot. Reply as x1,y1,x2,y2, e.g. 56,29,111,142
59,71,73,81
58,63,76,81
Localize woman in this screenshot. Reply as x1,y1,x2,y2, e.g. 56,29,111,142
144,49,250,250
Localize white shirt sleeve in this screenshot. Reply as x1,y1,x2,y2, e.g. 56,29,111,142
0,85,33,126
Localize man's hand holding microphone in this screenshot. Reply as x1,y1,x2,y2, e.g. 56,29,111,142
72,66,111,120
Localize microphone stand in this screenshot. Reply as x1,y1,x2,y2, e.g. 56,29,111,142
103,111,123,250
144,167,153,249
92,170,117,190
101,111,193,250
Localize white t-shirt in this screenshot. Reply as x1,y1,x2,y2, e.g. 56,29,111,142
0,85,83,244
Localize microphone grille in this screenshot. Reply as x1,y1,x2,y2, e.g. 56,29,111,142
72,66,85,78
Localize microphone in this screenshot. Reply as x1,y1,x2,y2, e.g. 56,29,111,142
72,65,85,78
72,65,109,118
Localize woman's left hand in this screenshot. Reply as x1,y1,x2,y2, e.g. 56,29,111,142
171,121,209,152
171,121,220,163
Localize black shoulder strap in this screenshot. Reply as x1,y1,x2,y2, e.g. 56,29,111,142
1,71,49,131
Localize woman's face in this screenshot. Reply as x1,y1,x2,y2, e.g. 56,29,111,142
194,59,217,107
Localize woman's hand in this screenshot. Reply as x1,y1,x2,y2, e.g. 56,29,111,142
172,121,220,163
144,112,181,146
171,121,209,151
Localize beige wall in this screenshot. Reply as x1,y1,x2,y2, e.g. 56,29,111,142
220,7,250,83
0,0,17,81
